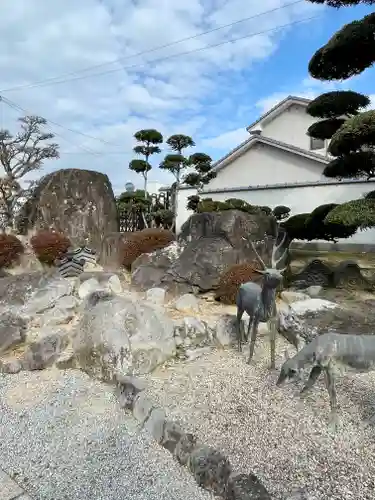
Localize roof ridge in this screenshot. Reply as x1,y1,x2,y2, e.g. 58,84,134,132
246,95,312,132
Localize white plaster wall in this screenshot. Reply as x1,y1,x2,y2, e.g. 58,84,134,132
206,144,326,190
176,187,196,234
261,103,330,155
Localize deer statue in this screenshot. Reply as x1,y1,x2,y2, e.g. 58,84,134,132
236,226,288,369
276,332,375,431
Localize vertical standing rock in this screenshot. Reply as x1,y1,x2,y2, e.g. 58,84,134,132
16,168,119,253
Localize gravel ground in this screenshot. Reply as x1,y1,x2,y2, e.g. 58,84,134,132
0,368,216,500
143,336,375,500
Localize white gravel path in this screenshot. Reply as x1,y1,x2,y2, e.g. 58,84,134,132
143,336,375,500
0,368,216,500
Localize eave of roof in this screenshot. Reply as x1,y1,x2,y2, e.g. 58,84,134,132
212,134,330,174
246,95,312,132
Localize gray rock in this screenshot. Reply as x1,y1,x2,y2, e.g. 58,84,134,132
160,210,276,293
78,278,101,299
0,311,27,353
131,244,179,291
115,374,146,410
174,433,197,466
0,271,50,307
73,291,176,382
161,421,184,454
146,287,166,305
55,347,77,369
55,295,79,310
40,307,74,327
174,317,208,346
226,473,271,500
174,294,200,313
214,315,238,347
22,329,70,370
22,277,73,316
0,358,23,374
281,290,310,304
214,314,267,347
16,168,119,252
144,407,166,443
185,347,213,361
305,285,323,297
133,392,154,425
108,274,122,294
187,445,231,496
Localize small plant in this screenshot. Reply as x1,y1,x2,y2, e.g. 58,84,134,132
30,230,71,265
121,228,175,269
215,262,262,305
0,234,24,268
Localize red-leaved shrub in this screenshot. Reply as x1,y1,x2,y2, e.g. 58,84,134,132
215,262,263,305
122,228,175,269
30,230,71,265
0,234,24,269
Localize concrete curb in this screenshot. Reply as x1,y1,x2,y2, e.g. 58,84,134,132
0,468,32,500
114,374,272,500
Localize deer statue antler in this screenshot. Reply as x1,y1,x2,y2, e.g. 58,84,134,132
271,226,288,271
248,238,267,271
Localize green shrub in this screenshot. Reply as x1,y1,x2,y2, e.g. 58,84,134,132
0,234,24,268
30,230,71,265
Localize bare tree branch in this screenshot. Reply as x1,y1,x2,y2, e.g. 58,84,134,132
0,115,59,229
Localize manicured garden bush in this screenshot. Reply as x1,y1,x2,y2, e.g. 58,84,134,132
215,262,262,305
30,230,71,265
0,234,24,268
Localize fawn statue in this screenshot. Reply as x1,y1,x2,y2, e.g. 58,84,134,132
236,226,288,369
276,332,375,431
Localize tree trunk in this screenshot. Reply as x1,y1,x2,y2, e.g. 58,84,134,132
142,173,149,228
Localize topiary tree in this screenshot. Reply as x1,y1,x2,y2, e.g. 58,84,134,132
129,129,163,199
305,2,375,230
281,204,358,244
272,205,291,221
159,134,195,230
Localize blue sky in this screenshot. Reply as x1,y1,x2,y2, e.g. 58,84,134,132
0,0,374,194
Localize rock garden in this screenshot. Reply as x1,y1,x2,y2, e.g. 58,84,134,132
2,170,375,500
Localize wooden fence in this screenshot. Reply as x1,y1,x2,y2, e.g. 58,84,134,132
118,191,172,232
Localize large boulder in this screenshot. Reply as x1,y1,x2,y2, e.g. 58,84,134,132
159,210,276,294
99,232,129,268
0,272,52,308
72,291,176,381
131,242,181,291
16,168,119,252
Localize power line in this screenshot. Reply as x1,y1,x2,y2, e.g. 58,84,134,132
1,1,305,93
1,14,318,91
1,96,125,150
1,97,105,156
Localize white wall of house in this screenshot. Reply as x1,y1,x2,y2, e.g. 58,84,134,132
206,144,326,190
176,187,196,233
176,180,375,245
260,103,330,156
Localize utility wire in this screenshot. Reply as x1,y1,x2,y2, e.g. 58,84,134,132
1,0,305,92
1,96,125,150
1,14,318,91
1,97,105,156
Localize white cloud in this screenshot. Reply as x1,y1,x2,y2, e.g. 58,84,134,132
202,128,249,151
0,0,323,193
